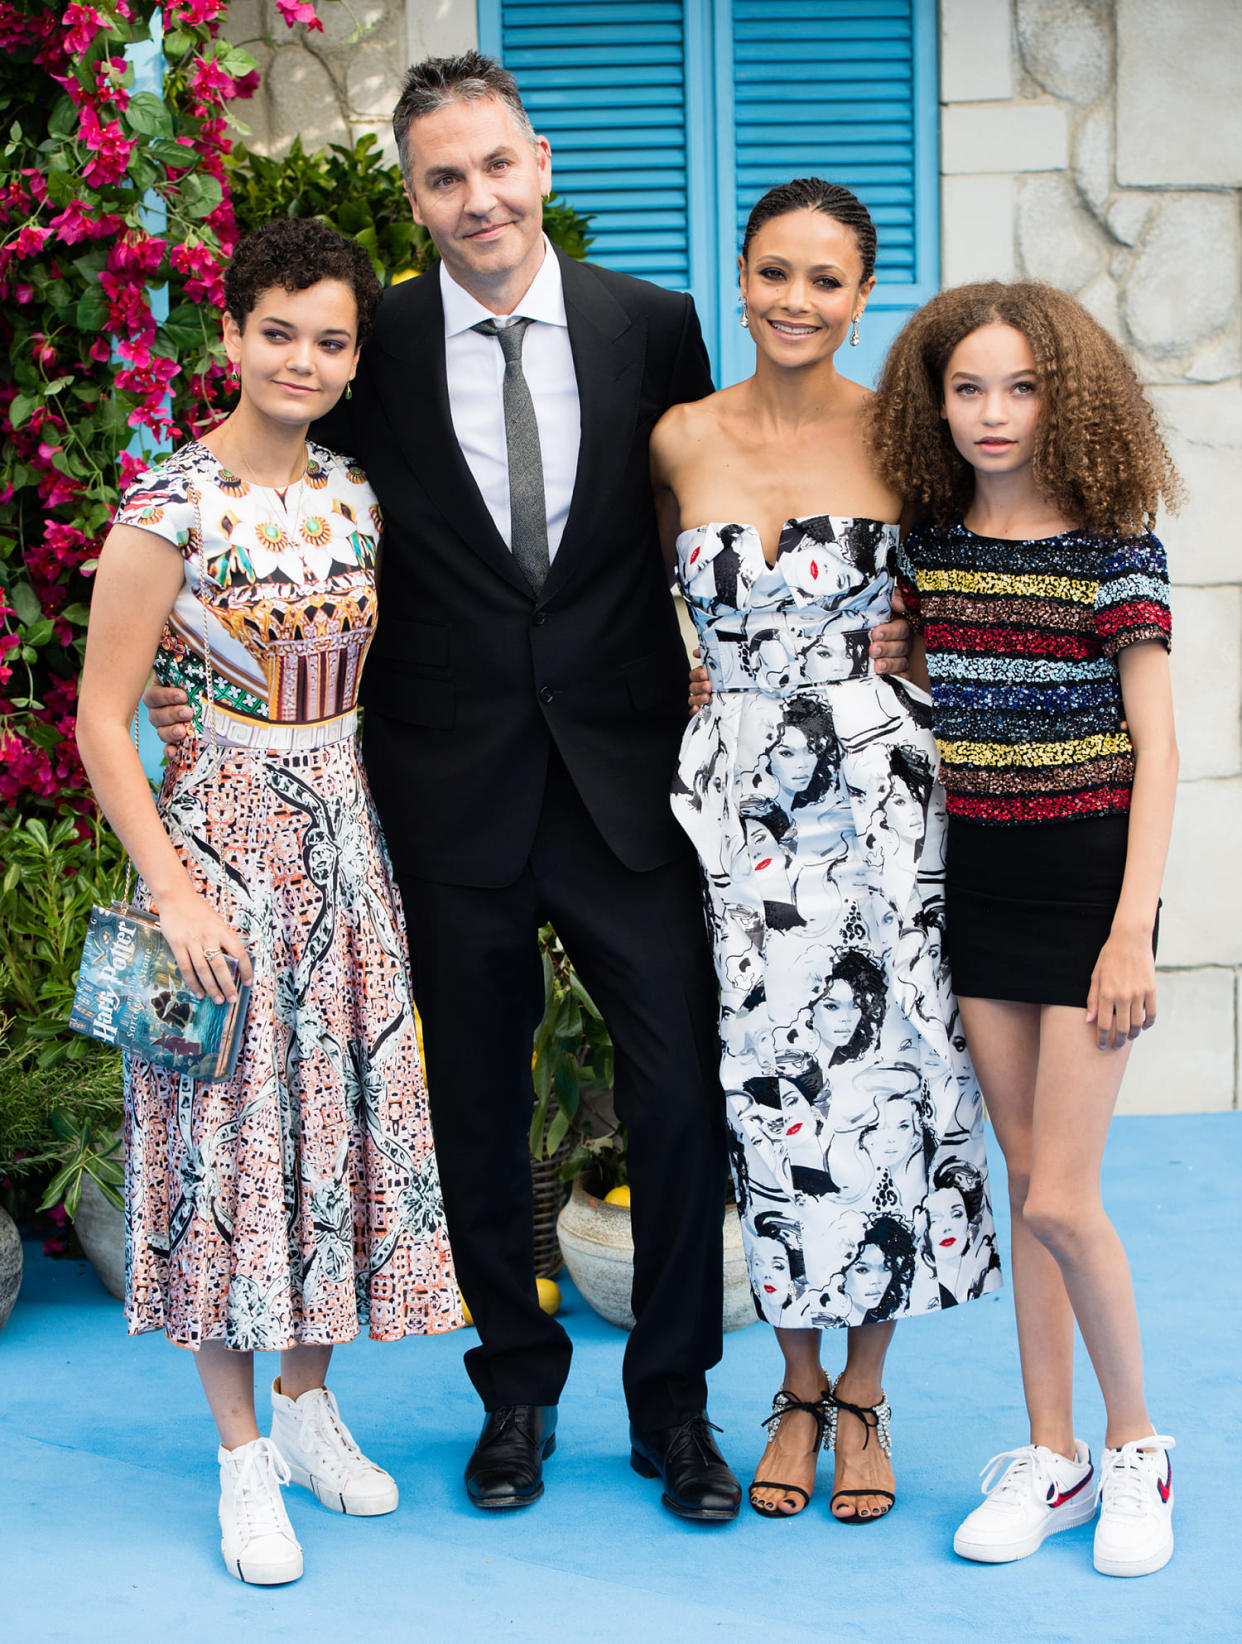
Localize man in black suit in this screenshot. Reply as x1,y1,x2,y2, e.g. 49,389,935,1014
148,51,909,1520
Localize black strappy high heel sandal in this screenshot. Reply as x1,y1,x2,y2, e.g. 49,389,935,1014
825,1377,895,1523
748,1388,830,1519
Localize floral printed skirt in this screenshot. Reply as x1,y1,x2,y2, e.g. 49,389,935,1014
123,733,461,1350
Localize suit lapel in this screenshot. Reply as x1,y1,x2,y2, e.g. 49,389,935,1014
541,251,646,602
375,271,532,598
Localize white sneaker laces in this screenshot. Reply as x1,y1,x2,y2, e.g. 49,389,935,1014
1100,1434,1175,1517
228,1438,292,1539
302,1387,370,1474
978,1444,1055,1502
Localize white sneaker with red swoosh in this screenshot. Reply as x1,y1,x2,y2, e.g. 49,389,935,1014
954,1440,1096,1563
1093,1432,1175,1577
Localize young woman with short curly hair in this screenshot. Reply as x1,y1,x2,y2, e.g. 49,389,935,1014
870,281,1181,1578
77,218,460,1586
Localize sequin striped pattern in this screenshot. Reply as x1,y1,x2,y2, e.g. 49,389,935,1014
898,523,1171,825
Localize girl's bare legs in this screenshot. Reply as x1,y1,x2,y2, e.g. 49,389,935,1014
750,1326,826,1514
278,1344,333,1402
958,997,1077,1457
1027,1006,1149,1447
830,1320,896,1520
195,1341,259,1451
194,1342,335,1449
959,996,1151,1454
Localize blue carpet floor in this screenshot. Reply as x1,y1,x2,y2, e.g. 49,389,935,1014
2,1114,1239,1644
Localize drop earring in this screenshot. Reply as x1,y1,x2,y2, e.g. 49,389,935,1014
740,300,749,329
346,381,353,401
849,314,861,347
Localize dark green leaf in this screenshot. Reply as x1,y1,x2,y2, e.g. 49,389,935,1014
124,91,173,139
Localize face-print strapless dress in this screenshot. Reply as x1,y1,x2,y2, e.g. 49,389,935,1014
673,517,1002,1329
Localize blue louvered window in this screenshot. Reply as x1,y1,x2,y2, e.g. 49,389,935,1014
478,0,938,385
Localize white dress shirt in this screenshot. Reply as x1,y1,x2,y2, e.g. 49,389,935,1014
440,239,581,561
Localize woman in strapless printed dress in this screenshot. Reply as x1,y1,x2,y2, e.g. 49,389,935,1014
650,181,1001,1527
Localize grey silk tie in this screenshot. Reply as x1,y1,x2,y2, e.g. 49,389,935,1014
473,316,550,594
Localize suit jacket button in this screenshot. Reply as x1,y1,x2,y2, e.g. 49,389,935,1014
532,610,547,626
538,685,555,705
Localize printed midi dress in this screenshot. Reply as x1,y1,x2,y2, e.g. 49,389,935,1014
115,441,461,1349
672,517,1002,1329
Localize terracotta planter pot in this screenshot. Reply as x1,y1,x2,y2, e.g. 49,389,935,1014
74,1175,125,1301
0,1205,21,1332
556,1180,756,1333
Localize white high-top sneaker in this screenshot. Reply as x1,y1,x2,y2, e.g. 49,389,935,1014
218,1437,303,1585
270,1380,399,1516
953,1440,1096,1563
1093,1432,1175,1577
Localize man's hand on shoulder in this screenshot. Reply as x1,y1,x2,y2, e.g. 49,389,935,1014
144,681,192,743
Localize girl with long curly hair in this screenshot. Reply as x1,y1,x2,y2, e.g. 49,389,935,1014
870,281,1181,1578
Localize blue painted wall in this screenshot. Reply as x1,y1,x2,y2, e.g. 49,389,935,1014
479,0,940,387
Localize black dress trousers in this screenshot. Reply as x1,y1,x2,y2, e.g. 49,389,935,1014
399,747,728,1432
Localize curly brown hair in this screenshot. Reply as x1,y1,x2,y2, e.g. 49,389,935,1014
868,281,1181,533
224,218,382,345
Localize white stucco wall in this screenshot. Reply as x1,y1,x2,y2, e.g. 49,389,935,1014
939,0,1242,1113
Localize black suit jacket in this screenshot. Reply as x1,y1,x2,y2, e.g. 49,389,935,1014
316,249,715,887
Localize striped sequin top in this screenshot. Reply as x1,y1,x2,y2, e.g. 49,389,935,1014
897,522,1171,825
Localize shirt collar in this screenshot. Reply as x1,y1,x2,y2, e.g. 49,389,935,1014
440,236,567,338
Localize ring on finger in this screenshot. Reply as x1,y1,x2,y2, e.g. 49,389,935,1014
202,946,221,961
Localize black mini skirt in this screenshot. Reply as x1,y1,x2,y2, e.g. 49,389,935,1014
944,813,1158,1008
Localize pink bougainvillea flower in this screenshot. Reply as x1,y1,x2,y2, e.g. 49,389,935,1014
118,450,147,490
60,3,107,57
0,1,31,52
49,198,124,245
79,104,135,188
169,0,226,25
275,0,324,32
100,269,157,342
188,55,239,111
20,167,48,204
11,224,52,259
171,238,225,306
94,54,130,112
107,230,167,280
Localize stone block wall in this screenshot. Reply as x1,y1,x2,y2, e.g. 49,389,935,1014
940,0,1242,1112
222,0,475,163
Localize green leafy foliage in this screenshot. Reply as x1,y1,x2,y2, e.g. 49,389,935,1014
0,813,129,1198
531,928,623,1185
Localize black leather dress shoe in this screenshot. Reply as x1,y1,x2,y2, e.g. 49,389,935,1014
630,1414,741,1522
465,1404,558,1510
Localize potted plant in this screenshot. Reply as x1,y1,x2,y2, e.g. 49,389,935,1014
531,932,754,1333
0,812,127,1299
528,926,616,1278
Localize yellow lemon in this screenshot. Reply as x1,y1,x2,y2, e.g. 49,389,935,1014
458,1290,473,1327
604,1184,631,1207
536,1277,561,1315
390,268,420,285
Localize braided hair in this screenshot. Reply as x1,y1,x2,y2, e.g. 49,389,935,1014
741,178,877,282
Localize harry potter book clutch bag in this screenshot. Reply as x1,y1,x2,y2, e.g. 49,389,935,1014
70,902,249,1082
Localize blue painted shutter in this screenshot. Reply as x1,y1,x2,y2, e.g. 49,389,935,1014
480,1,938,383
732,0,924,287
719,0,939,385
483,1,693,289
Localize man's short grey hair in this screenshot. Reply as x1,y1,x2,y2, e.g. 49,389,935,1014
393,51,537,184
